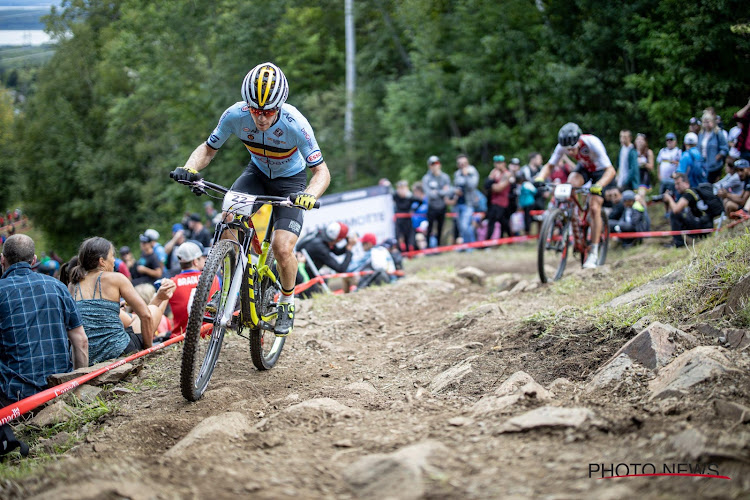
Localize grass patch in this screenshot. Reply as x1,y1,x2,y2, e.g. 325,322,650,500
0,397,116,481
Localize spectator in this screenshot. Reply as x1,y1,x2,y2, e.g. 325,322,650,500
518,180,539,235
68,237,176,365
120,245,135,273
350,233,396,289
727,119,742,167
617,129,639,191
699,111,729,183
204,200,221,226
519,152,542,183
656,132,681,195
550,155,572,184
144,228,167,268
168,240,217,338
677,132,707,187
732,97,750,162
717,159,750,216
453,154,480,245
0,234,88,403
507,158,521,221
133,283,172,340
297,222,356,279
688,116,701,136
164,223,187,276
187,213,212,248
130,233,164,286
608,190,649,247
484,155,514,240
112,247,132,280
421,155,452,247
635,133,654,196
393,180,420,252
662,173,715,248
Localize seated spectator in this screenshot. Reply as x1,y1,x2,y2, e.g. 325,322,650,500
168,241,217,338
68,237,175,365
677,132,707,187
718,159,750,216
0,234,88,404
662,173,716,248
133,283,172,339
144,228,167,269
608,190,649,247
349,233,396,289
297,222,356,280
130,233,164,286
187,213,212,248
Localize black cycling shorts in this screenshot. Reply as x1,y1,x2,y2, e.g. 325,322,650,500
231,162,307,236
573,166,616,197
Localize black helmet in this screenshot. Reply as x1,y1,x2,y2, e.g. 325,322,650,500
558,122,582,147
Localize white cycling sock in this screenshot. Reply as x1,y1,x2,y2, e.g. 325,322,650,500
279,287,295,305
591,243,599,254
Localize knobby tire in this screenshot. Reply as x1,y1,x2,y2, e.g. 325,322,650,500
180,240,236,401
537,208,570,283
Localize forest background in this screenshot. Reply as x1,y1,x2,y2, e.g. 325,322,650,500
0,0,748,253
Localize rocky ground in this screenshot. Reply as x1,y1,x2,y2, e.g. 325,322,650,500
2,237,750,500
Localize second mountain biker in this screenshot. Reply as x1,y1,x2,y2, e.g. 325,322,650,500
171,62,331,337
534,123,617,269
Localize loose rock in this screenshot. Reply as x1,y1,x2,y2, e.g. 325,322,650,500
30,401,76,427
164,412,252,458
72,384,103,404
648,346,736,400
343,440,447,500
607,322,681,371
724,272,750,316
498,406,600,433
284,398,359,418
585,354,634,394
429,358,476,394
713,399,750,423
457,266,486,285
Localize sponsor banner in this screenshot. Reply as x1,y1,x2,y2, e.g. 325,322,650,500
299,185,395,244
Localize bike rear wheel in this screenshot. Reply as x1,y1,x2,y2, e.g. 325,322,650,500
248,246,286,370
537,208,570,283
180,240,236,401
581,211,610,266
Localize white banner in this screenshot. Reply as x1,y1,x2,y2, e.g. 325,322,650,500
299,185,395,244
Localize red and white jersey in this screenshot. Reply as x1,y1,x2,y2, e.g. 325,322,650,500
548,134,612,173
168,269,220,338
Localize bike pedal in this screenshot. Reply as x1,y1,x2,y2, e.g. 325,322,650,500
259,320,275,332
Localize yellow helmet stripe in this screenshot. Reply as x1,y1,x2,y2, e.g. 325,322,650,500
257,66,273,107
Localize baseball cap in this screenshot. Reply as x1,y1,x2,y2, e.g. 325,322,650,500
493,155,505,163
688,117,699,125
172,223,184,233
622,190,635,201
176,241,205,263
139,233,154,243
427,155,440,165
510,157,521,165
144,228,160,241
119,246,131,256
360,233,377,246
665,132,676,140
734,159,749,169
189,213,202,222
684,132,698,145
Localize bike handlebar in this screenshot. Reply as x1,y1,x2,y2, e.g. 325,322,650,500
170,171,321,209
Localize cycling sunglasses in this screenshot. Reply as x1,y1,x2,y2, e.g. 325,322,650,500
249,107,279,117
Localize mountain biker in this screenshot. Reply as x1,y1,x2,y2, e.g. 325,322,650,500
171,62,331,337
534,123,617,269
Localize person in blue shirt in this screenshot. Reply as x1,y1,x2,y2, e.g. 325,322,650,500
172,62,331,337
677,132,707,187
0,235,88,405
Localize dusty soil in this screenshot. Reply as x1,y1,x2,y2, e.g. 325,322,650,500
3,240,750,499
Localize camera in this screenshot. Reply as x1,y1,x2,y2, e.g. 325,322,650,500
649,194,664,202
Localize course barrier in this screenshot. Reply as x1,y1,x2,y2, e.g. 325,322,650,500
0,334,186,426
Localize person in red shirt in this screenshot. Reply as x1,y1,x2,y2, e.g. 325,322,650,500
483,155,515,240
167,240,218,338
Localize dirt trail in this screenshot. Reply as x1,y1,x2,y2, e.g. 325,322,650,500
4,242,750,499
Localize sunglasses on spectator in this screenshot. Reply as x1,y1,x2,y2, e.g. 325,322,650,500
666,138,675,141
249,107,278,117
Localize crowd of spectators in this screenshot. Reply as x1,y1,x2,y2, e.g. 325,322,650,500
386,98,750,251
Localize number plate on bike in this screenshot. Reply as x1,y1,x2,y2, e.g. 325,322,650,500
554,184,573,201
222,190,258,216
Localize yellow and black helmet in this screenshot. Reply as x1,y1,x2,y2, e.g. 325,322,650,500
241,62,289,110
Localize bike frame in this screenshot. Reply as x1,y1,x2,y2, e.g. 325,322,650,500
549,186,592,255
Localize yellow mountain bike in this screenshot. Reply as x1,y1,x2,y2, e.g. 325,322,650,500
171,173,319,401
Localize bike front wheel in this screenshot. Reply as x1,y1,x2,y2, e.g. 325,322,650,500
248,246,286,370
538,208,571,283
180,239,236,401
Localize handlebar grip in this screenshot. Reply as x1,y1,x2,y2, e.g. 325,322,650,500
313,201,321,209
169,170,176,179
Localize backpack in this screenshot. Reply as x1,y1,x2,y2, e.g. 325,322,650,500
694,183,723,218
688,148,706,181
